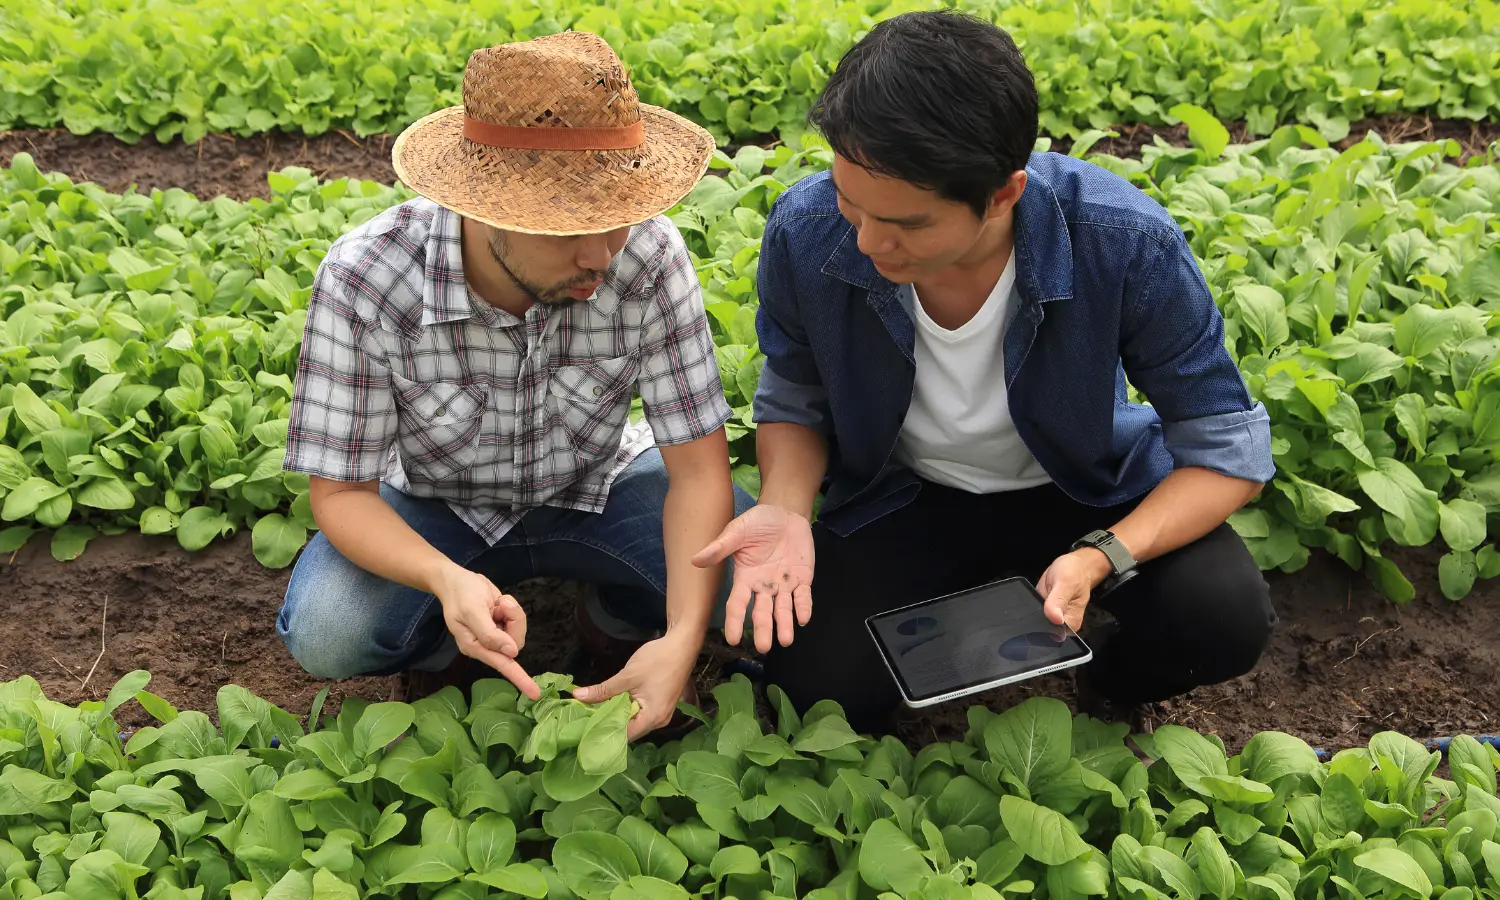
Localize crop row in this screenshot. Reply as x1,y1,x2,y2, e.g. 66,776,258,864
3,669,1499,900
1,119,1499,599
1,0,1498,146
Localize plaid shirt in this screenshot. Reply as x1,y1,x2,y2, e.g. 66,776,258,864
283,197,732,545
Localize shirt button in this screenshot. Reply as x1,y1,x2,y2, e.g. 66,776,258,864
592,386,603,397
435,405,447,417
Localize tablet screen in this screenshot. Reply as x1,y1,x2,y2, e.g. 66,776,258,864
866,578,1091,703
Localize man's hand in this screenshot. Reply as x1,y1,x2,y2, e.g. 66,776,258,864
1038,549,1114,633
433,566,541,700
572,632,699,740
692,504,815,653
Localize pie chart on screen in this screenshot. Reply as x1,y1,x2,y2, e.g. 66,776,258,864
999,631,1060,661
896,615,939,636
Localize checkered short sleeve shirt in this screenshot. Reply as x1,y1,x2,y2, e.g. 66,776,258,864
283,197,732,544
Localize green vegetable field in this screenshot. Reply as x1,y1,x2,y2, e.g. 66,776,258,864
2,0,1496,144
5,670,1500,900
2,0,1500,897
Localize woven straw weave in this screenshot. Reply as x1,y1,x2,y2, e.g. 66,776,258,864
393,31,715,236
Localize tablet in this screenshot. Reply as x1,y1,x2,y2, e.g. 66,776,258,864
864,577,1093,708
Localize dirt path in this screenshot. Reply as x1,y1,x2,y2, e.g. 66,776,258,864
2,115,1493,203
2,532,1495,753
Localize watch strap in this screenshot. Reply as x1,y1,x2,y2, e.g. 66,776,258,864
1073,529,1135,576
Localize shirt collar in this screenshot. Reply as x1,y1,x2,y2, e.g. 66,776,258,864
422,202,479,328
820,154,1075,306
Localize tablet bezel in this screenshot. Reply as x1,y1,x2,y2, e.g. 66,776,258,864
863,576,1093,708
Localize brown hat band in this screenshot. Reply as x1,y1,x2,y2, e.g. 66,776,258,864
462,115,646,150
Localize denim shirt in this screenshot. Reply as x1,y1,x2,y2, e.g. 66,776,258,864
751,151,1275,537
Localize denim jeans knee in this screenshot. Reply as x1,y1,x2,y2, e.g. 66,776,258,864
277,532,455,679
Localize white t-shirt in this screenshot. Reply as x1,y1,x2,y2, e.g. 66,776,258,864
893,253,1052,494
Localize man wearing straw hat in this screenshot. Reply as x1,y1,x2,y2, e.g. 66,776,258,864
277,32,752,740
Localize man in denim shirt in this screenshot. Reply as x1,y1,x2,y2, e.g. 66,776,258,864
696,10,1277,732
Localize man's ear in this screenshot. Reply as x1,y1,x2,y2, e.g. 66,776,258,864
986,170,1028,220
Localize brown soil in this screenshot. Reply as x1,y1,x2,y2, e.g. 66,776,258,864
2,114,1494,205
3,533,1496,755
0,129,400,201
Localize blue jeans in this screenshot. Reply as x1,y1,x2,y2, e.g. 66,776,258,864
277,449,757,679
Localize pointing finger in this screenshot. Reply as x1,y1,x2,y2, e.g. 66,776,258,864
493,655,540,701
467,642,539,700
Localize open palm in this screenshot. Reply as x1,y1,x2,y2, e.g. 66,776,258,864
693,504,815,652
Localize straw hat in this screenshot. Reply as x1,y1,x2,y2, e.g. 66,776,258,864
392,31,716,236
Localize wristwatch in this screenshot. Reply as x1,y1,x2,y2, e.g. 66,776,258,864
1072,529,1137,595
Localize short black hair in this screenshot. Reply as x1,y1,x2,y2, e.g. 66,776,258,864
808,9,1039,217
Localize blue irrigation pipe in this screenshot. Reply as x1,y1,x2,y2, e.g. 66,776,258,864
1310,735,1500,760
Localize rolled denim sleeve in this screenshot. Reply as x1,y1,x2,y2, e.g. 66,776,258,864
751,205,830,432
1160,407,1274,480
1121,226,1275,483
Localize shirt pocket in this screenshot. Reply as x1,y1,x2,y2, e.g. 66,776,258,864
390,371,491,483
547,355,638,459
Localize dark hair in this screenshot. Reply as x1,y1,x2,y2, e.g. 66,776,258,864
808,9,1039,217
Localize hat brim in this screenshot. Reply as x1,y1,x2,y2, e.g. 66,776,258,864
392,104,715,236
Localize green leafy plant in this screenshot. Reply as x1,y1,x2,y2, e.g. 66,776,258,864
3,670,1499,900
1080,114,1500,602
0,155,416,565
1,0,1497,145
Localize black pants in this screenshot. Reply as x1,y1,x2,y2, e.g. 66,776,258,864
762,479,1277,734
